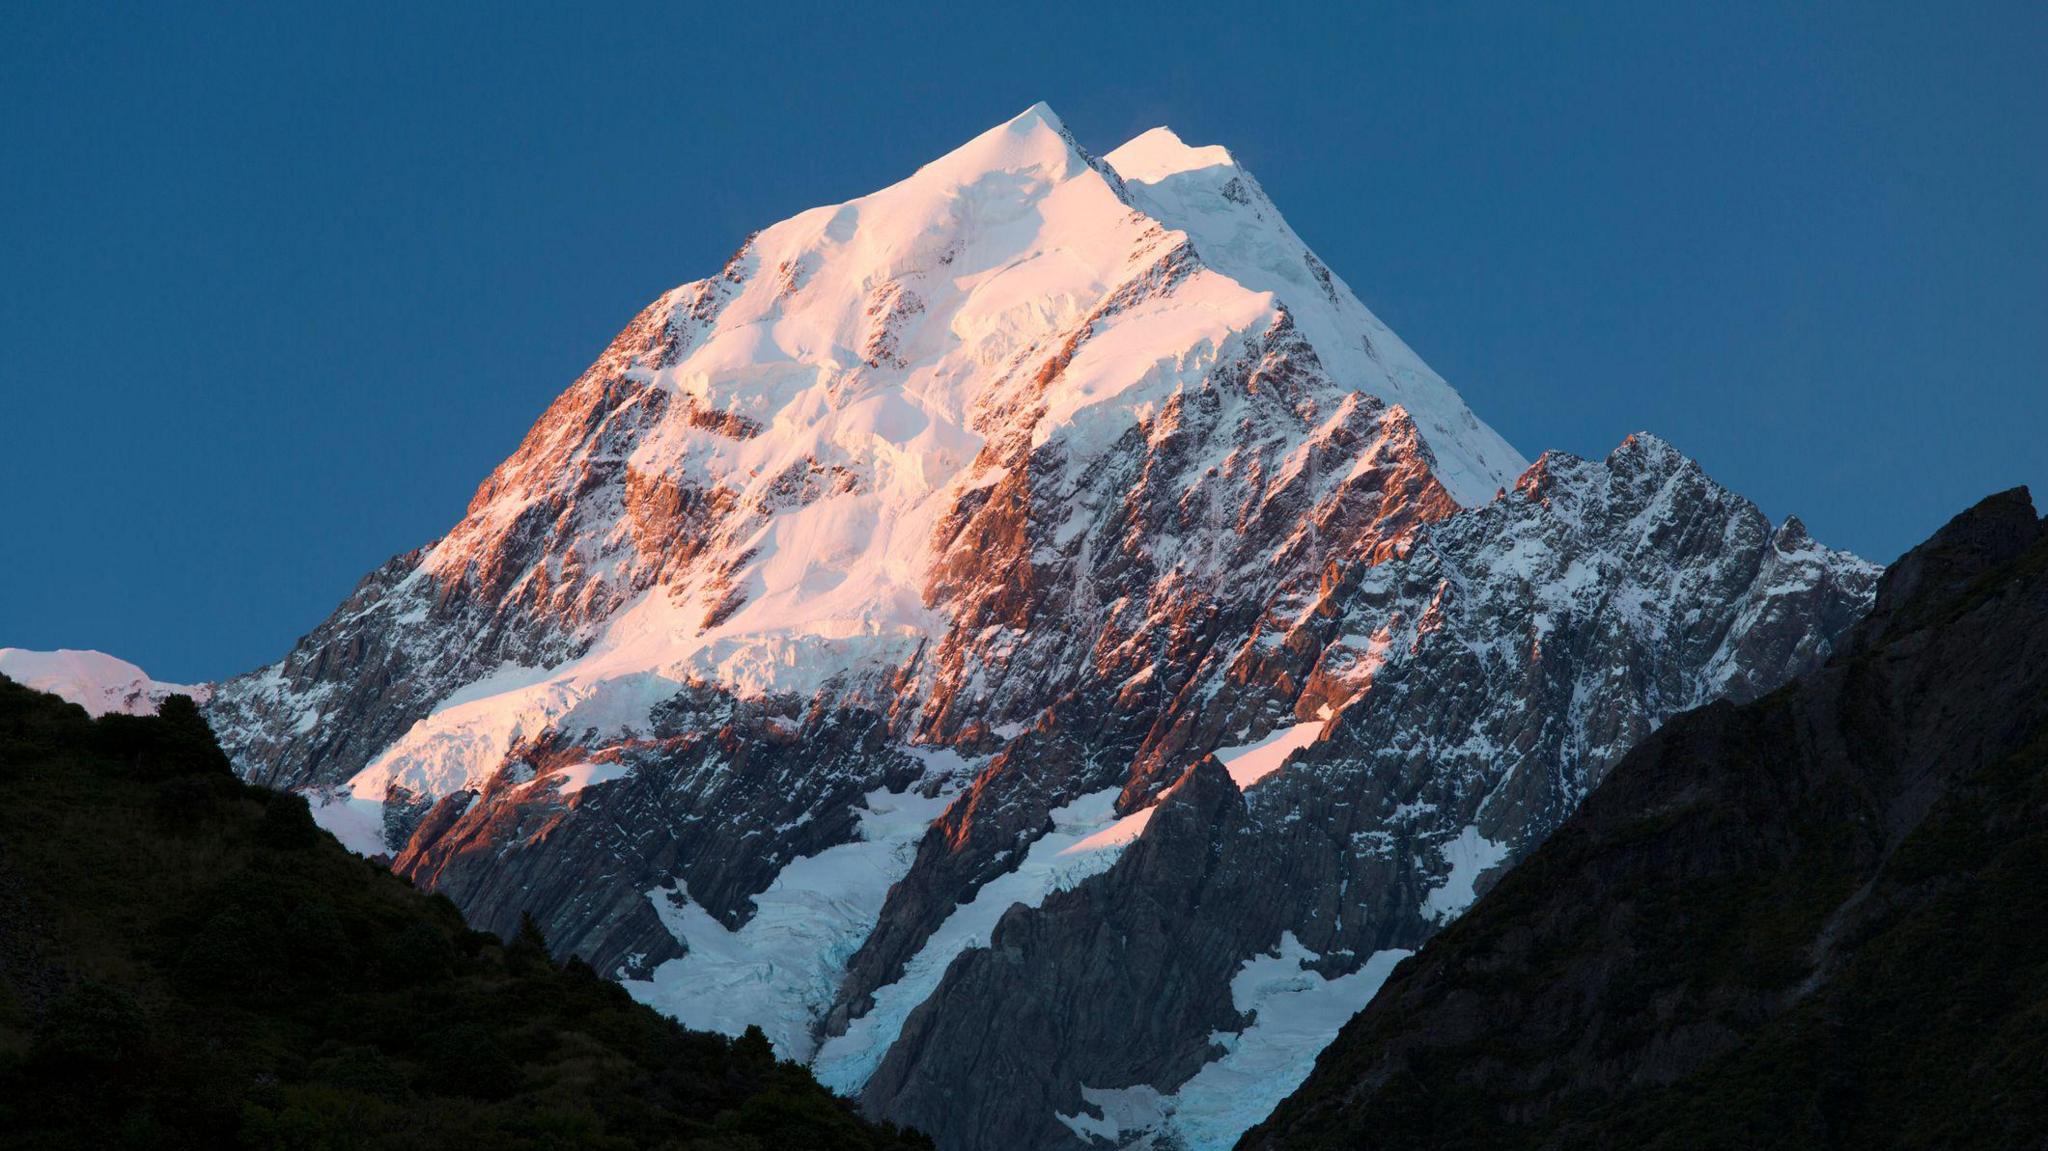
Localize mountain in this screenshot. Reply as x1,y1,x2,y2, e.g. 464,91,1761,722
0,648,210,717
1243,488,2048,1150
0,675,931,1149
203,103,1520,798
163,104,1878,1149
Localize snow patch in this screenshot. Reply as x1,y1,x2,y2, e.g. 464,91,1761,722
625,782,960,1060
1213,719,1326,789
307,789,389,857
812,786,1142,1093
1055,933,1411,1149
1421,824,1511,923
548,761,632,796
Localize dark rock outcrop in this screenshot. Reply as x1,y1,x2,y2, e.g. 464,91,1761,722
1243,488,2048,1150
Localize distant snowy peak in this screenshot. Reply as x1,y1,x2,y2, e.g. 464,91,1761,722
0,648,210,717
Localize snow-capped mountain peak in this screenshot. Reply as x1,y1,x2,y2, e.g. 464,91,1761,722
191,105,1879,1151
908,100,1097,187
0,648,210,717
216,105,1535,808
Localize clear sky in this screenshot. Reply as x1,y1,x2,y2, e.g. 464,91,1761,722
3,3,2042,683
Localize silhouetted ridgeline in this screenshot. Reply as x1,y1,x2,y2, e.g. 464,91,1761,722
0,680,930,1150
1244,488,2048,1150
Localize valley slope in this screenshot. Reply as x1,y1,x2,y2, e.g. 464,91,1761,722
0,676,930,1150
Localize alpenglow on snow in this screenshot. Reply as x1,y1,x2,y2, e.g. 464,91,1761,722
181,104,1878,1151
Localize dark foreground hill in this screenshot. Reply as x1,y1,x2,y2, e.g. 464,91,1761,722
0,679,929,1150
1245,487,2048,1150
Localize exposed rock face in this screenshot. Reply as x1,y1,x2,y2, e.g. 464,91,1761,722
200,285,749,791
1243,488,2048,1150
849,434,1878,1151
390,695,935,982
194,104,1880,1150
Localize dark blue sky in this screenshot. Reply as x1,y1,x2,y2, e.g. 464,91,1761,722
4,3,2042,683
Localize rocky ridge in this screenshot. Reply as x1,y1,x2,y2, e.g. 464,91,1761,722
1243,487,2048,1150
848,433,1877,1150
